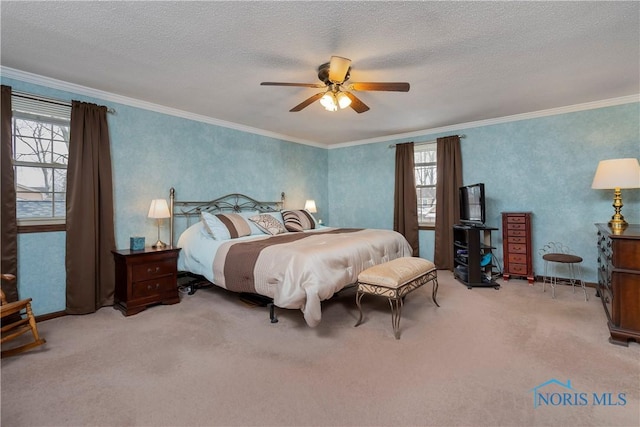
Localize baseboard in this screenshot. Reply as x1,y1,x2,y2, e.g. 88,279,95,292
36,310,67,323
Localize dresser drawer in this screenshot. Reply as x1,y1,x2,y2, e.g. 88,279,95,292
132,276,176,299
132,259,176,281
507,236,527,244
508,243,527,254
507,216,526,224
507,223,526,231
508,263,528,275
507,229,526,237
509,253,527,264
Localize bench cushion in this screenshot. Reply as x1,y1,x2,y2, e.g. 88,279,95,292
542,253,583,263
358,257,436,288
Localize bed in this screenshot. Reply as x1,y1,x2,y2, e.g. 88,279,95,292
170,188,413,327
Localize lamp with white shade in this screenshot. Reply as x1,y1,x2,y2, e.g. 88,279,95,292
148,199,171,248
591,158,640,230
304,199,317,213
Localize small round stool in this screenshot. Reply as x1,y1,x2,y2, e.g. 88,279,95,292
539,243,588,301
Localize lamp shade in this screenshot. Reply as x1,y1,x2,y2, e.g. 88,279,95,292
336,92,352,109
304,199,317,213
148,199,170,219
591,158,640,189
319,92,337,111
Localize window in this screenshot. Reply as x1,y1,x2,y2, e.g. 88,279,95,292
414,142,437,227
11,94,71,230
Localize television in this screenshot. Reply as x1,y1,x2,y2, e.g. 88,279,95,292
459,183,486,226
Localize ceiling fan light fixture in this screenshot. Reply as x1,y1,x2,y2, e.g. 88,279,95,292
320,92,338,111
336,92,352,109
329,56,352,84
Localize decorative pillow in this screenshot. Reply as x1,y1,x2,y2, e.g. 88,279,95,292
201,211,251,240
282,209,317,232
249,214,287,236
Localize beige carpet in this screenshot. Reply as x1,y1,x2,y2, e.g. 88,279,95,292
2,271,639,427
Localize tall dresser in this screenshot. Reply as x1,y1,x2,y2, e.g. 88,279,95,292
596,224,640,346
502,212,534,284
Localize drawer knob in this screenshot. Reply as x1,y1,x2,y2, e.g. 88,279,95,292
147,266,161,274
147,283,160,290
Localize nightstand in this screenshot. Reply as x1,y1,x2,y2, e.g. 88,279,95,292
112,246,181,316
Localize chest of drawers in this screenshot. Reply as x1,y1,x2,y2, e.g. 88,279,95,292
502,212,534,284
112,247,181,316
596,224,640,346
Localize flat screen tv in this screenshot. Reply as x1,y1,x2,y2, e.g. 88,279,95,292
459,183,485,226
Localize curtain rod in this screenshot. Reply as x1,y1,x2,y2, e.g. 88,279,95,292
12,91,116,114
388,134,465,149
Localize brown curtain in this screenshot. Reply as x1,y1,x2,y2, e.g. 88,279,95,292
434,136,462,270
1,85,19,306
66,101,116,314
394,142,419,256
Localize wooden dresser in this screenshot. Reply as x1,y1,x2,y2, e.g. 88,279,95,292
502,212,534,284
596,224,640,346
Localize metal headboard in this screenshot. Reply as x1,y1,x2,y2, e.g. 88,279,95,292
169,187,285,246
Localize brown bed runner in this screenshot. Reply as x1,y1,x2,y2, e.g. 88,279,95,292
223,228,362,293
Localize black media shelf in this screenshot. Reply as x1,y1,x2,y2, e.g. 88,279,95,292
453,224,500,289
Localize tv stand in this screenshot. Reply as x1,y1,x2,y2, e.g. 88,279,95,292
453,224,500,289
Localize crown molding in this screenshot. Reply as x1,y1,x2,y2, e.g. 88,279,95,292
2,66,637,151
0,66,325,149
330,94,640,149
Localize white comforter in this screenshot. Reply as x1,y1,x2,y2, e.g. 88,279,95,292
178,222,412,326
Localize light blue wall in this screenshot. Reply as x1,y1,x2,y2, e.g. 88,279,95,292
328,103,640,283
4,74,638,314
3,77,328,315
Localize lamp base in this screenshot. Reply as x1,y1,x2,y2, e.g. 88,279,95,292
608,187,628,231
608,218,628,230
152,240,167,249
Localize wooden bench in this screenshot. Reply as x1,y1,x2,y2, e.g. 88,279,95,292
354,257,439,339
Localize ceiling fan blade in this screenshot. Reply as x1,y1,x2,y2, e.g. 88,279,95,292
348,82,410,92
290,92,325,112
261,82,326,88
344,92,370,114
329,56,352,84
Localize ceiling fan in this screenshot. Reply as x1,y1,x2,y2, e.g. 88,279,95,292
260,56,410,113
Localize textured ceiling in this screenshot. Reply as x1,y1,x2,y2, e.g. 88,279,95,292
1,1,638,147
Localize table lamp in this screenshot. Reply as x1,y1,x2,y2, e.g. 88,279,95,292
148,199,171,248
591,158,640,230
304,199,317,213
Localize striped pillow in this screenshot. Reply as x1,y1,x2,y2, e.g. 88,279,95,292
201,211,251,240
282,210,316,232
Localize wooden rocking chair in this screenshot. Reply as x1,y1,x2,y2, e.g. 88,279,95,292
1,274,46,358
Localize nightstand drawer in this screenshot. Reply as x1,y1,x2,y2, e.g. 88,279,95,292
132,276,176,299
132,259,176,281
